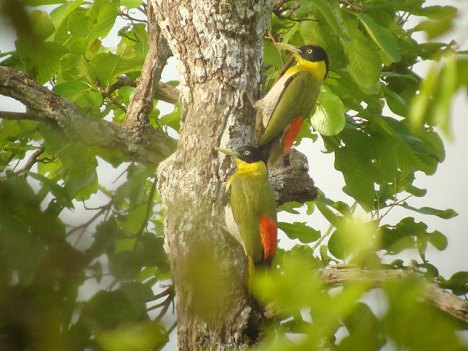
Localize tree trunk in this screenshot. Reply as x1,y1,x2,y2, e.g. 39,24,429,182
151,1,273,349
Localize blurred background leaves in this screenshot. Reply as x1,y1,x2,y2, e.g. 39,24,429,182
0,0,467,350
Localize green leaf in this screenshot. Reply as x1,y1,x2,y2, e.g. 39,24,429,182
28,10,55,41
334,129,376,210
384,117,443,176
340,302,385,350
158,105,181,131
278,201,303,215
54,81,103,112
264,41,283,73
414,19,453,40
383,277,464,349
383,85,407,116
342,15,381,91
400,202,458,219
120,282,154,306
419,5,457,19
311,0,349,40
406,184,427,197
432,54,457,138
278,222,321,244
15,41,68,83
67,10,92,38
252,255,323,316
355,12,401,64
328,230,346,259
60,53,94,82
380,217,425,254
81,290,143,329
139,234,170,273
442,271,468,295
29,172,74,208
120,0,143,9
87,0,119,40
23,0,64,5
91,52,143,87
96,321,168,351
426,230,447,251
311,87,345,136
49,0,84,34
315,196,340,227
58,143,99,200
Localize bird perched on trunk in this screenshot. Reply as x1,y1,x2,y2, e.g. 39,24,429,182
216,146,277,281
256,44,329,165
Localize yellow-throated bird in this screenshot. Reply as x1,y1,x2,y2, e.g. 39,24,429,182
256,44,329,164
216,146,277,273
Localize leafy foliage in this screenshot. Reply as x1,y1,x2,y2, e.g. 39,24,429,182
0,2,174,349
0,0,466,350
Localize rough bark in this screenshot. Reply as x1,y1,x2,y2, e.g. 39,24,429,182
122,1,172,141
151,0,273,349
270,149,318,205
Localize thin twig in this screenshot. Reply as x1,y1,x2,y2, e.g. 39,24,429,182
67,201,112,237
167,321,177,335
15,145,45,176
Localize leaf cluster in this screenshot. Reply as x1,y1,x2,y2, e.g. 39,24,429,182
261,0,467,349
0,0,467,350
0,1,177,349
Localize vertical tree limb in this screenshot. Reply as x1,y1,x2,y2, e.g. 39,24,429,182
151,1,273,349
122,1,172,141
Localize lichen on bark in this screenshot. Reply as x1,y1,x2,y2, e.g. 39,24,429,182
152,0,274,349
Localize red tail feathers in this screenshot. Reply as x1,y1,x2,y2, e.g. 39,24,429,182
259,215,277,263
282,117,303,155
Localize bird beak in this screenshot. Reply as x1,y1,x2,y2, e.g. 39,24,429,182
276,42,301,55
276,42,302,61
215,147,239,158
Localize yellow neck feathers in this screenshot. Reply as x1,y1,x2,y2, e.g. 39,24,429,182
288,55,327,81
226,160,268,190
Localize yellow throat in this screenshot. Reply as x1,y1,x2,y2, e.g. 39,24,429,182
226,159,268,190
288,54,328,81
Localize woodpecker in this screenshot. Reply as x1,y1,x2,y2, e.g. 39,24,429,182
257,44,329,164
216,146,277,274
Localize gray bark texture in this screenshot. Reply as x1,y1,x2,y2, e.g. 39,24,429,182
151,0,274,349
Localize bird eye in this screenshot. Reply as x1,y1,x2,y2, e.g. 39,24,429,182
307,49,313,54
244,150,251,156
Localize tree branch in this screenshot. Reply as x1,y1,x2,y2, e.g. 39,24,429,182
0,66,177,165
122,2,173,141
319,265,468,324
270,149,318,205
154,81,179,104
0,111,37,121
14,145,45,176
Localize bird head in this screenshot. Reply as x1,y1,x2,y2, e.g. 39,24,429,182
215,146,266,165
296,45,329,79
277,43,329,79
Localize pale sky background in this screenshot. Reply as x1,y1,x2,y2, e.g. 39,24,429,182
0,1,467,349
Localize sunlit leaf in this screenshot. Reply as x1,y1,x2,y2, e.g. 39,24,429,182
311,87,345,136
400,202,458,219
342,15,381,91
97,321,168,351
355,12,401,64
278,222,321,243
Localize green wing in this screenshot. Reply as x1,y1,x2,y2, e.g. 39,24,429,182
260,70,322,146
229,174,276,264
